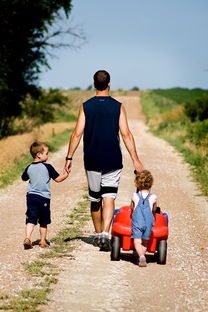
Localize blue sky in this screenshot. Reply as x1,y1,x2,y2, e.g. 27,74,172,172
39,0,208,90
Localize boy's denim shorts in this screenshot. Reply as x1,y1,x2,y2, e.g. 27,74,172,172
26,194,51,225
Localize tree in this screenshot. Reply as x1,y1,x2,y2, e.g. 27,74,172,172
86,85,93,90
130,86,140,91
0,0,84,137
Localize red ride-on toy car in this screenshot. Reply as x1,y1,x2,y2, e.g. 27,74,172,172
111,206,169,264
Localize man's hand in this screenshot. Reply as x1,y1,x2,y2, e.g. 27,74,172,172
65,160,72,173
133,159,144,173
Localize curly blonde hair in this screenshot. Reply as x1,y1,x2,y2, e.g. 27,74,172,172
134,170,153,191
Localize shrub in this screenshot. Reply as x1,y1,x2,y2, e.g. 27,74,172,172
184,94,208,121
21,88,68,124
131,86,140,91
186,120,208,145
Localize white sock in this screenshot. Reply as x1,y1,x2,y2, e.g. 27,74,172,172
102,232,109,237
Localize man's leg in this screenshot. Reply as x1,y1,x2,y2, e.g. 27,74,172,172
99,169,121,250
91,200,102,233
102,197,115,233
101,169,121,233
86,170,102,233
99,197,115,251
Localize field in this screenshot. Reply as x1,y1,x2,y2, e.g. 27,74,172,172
140,87,208,195
0,90,94,187
1,87,208,196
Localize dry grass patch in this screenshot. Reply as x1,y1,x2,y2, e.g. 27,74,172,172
0,122,73,174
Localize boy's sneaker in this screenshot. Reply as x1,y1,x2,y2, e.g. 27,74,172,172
39,241,49,248
23,238,33,250
138,255,147,267
100,234,111,252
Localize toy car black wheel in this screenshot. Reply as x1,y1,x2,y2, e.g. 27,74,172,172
111,236,121,261
157,240,167,265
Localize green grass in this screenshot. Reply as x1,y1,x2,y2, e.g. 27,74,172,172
0,154,32,188
0,288,50,312
0,128,72,188
23,261,57,277
152,87,208,104
54,110,77,122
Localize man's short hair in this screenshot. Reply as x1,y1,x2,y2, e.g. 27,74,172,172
30,141,48,158
94,70,110,91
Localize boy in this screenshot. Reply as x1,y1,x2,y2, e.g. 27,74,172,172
21,141,69,249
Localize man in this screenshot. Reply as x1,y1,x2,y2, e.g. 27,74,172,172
65,70,143,250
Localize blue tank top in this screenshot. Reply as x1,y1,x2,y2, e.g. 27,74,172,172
83,96,123,171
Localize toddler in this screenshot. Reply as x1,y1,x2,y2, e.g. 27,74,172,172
131,170,157,267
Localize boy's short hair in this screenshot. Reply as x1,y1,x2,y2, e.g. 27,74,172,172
94,70,110,91
134,170,153,191
30,142,48,158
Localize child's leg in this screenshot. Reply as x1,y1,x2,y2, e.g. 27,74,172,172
141,239,148,253
24,223,35,249
39,225,48,246
134,238,147,257
25,223,35,241
134,238,148,267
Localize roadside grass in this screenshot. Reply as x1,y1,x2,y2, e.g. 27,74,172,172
0,128,72,188
0,194,90,311
0,288,51,312
140,90,208,196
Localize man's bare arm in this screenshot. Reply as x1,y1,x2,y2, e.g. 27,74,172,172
119,104,144,172
65,104,85,172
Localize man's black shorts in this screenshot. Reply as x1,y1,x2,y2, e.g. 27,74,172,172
26,194,51,225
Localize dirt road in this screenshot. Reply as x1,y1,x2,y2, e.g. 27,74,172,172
0,95,208,311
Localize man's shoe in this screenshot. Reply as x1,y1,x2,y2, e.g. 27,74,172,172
92,235,101,247
100,235,111,252
23,238,33,250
